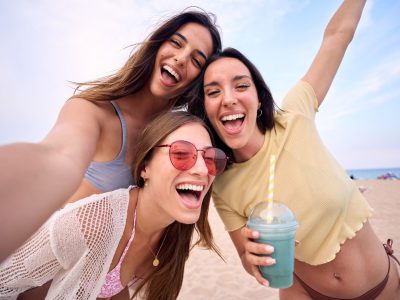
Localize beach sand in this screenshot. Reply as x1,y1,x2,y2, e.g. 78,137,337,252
178,180,400,300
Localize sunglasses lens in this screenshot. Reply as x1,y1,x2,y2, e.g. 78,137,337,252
168,141,227,176
204,148,227,176
169,141,197,171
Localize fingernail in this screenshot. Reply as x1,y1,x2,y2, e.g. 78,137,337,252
265,245,274,252
263,281,269,287
266,258,276,265
252,231,259,238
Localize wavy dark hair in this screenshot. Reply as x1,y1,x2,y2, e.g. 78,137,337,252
187,47,277,161
131,110,223,300
71,8,222,109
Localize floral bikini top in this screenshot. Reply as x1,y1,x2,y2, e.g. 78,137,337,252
98,209,137,298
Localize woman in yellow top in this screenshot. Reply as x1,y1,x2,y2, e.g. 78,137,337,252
188,0,400,299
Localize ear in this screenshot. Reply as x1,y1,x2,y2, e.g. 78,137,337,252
140,162,149,181
258,102,261,109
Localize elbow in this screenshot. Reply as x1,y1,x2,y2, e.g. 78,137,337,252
324,26,355,46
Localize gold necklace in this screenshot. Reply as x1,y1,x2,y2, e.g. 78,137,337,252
148,227,169,267
138,223,170,267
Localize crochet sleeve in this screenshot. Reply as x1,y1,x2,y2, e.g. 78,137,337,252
0,205,88,298
0,189,129,300
0,218,64,298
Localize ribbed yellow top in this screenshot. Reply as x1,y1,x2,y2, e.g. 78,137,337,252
212,81,373,265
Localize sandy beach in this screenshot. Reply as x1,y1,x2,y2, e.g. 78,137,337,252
178,180,400,300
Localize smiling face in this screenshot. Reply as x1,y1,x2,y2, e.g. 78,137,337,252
141,122,215,224
149,22,213,100
203,57,265,161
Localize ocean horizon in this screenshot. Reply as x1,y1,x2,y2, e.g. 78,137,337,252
346,167,400,180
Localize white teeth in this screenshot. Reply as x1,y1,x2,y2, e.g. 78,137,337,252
176,184,204,191
221,114,245,121
163,65,180,81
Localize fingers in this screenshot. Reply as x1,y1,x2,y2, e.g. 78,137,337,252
251,264,270,287
246,253,275,270
241,226,259,239
241,226,275,287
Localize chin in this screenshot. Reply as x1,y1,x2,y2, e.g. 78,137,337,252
223,138,245,150
177,212,201,225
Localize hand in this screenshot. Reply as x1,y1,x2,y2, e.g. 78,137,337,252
241,226,275,286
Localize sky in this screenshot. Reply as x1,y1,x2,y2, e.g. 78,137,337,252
0,0,399,170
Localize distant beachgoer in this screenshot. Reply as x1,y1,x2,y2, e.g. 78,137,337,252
188,0,400,299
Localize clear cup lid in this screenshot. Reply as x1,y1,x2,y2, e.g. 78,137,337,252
247,202,298,229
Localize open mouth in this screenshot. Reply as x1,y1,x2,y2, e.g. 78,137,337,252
161,65,181,85
176,183,203,204
220,113,245,131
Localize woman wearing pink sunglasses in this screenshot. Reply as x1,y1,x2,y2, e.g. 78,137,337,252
0,9,222,263
0,111,227,300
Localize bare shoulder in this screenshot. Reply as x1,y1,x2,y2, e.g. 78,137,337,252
41,99,114,158
60,98,112,120
51,98,117,137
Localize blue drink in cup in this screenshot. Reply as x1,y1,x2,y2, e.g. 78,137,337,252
247,202,298,288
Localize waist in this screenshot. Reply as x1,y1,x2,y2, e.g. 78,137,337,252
295,222,388,297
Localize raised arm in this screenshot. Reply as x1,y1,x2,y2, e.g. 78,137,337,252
302,0,367,106
0,98,101,262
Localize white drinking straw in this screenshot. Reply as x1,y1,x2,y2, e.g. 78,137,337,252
266,155,276,223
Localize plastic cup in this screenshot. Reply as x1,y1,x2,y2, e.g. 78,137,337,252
247,202,298,288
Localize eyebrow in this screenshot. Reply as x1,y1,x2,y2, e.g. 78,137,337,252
203,75,252,88
173,32,207,61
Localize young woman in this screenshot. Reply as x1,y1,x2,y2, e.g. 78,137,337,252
0,111,228,300
189,1,400,299
0,9,221,262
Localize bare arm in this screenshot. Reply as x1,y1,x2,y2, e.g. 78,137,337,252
229,227,275,286
0,98,101,262
302,0,367,106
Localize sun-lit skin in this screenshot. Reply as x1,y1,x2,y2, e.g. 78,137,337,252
139,123,214,226
203,57,265,162
148,22,213,100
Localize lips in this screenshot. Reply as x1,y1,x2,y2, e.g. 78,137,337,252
160,65,181,87
176,183,204,209
220,113,245,134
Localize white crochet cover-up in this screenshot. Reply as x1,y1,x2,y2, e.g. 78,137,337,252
0,187,133,300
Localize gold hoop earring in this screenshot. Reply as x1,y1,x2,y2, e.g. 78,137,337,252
142,177,148,187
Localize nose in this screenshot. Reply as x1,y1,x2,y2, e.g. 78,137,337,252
173,49,189,67
222,88,237,107
190,151,209,177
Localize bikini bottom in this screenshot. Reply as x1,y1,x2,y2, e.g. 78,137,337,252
294,239,399,300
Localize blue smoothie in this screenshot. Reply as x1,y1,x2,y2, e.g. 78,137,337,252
256,228,296,288
247,202,298,289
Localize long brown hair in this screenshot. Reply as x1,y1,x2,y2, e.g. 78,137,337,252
188,47,277,161
71,8,221,109
131,111,223,299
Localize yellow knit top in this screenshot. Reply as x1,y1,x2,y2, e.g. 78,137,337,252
212,80,373,265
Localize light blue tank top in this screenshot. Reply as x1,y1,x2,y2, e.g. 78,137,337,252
84,101,133,192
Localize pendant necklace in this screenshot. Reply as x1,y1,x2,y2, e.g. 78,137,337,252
149,226,169,267
139,224,170,267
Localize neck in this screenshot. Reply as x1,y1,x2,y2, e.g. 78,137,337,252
118,86,173,121
134,188,172,240
233,130,265,163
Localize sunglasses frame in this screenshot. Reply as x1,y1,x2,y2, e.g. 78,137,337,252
155,140,227,176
